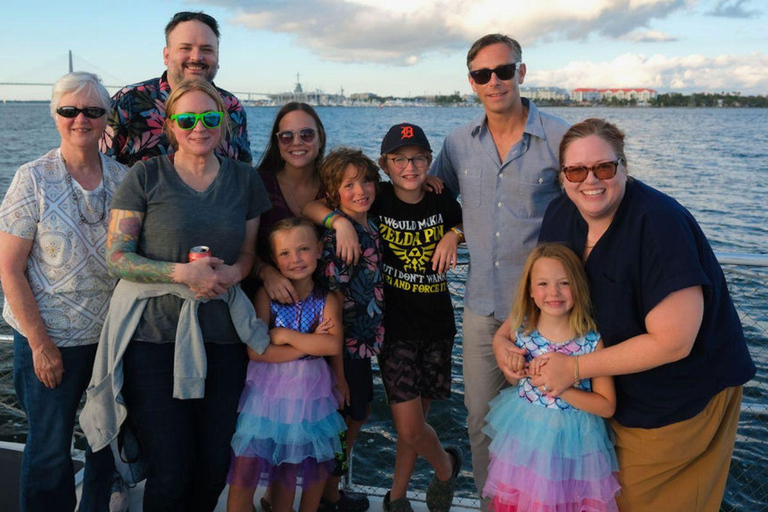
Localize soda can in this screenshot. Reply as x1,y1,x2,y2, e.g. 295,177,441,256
188,246,212,262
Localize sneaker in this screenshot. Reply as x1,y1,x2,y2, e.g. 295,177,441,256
318,490,370,512
260,497,272,512
109,473,130,512
425,447,462,512
383,491,414,512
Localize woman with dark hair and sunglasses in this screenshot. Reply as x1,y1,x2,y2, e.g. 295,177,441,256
249,102,328,305
101,78,270,510
510,118,755,511
0,72,125,511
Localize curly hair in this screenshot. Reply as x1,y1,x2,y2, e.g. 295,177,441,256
319,147,380,210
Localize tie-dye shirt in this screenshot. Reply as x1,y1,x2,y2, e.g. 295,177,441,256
100,71,252,167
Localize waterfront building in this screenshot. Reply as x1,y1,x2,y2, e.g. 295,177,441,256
571,88,658,104
520,86,570,102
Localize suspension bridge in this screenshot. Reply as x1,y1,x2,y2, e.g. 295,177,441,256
0,50,278,103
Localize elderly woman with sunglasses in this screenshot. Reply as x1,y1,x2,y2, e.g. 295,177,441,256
509,118,755,511
247,102,327,305
0,72,125,511
101,79,270,510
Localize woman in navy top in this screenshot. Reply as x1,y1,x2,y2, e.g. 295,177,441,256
528,118,755,511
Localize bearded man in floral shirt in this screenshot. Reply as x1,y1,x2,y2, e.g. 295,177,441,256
101,11,251,166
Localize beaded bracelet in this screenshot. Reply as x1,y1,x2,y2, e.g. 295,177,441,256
573,356,580,385
322,211,339,229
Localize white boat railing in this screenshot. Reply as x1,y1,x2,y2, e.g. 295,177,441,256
1,252,767,511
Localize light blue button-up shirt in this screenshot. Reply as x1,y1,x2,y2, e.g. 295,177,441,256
430,99,569,320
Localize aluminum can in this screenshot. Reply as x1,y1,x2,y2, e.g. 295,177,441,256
188,245,212,262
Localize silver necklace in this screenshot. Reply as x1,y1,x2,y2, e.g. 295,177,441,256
66,172,107,225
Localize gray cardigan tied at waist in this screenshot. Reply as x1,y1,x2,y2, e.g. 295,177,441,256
80,280,269,452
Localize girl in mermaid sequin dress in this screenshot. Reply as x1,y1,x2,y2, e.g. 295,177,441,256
227,218,346,512
484,243,620,512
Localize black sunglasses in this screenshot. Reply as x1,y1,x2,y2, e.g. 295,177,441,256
562,160,623,183
469,63,521,85
56,106,107,119
276,128,317,145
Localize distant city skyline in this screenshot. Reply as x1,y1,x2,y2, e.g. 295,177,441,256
1,0,766,101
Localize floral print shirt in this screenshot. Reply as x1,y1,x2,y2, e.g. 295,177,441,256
320,213,385,359
100,71,252,167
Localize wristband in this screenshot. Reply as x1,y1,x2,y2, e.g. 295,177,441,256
450,226,464,239
322,211,339,229
573,356,580,385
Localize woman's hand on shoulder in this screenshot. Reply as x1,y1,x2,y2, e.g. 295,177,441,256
259,264,299,304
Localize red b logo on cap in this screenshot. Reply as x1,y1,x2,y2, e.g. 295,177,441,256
401,126,414,139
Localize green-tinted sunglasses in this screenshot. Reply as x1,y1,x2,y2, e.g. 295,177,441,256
170,111,224,130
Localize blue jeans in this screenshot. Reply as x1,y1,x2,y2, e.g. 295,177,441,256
13,330,114,512
121,341,247,512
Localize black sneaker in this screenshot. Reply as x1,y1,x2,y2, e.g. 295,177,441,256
318,490,370,512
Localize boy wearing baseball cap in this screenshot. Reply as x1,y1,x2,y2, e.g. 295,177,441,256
305,123,463,512
375,123,463,512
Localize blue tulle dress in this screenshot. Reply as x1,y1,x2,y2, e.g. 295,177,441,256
482,328,620,512
227,286,345,489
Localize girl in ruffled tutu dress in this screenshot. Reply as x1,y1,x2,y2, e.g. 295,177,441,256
484,243,620,512
227,217,346,512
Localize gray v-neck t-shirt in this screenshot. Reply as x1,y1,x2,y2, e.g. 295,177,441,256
111,155,270,343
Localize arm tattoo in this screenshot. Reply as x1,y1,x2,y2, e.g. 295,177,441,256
106,210,177,283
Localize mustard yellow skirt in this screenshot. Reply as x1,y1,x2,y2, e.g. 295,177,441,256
610,386,742,512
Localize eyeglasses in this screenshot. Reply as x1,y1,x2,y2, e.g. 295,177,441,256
56,106,106,119
387,155,429,170
469,63,521,85
170,111,224,130
276,128,317,145
561,159,623,183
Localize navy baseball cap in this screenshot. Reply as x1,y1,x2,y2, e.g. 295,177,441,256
380,123,432,154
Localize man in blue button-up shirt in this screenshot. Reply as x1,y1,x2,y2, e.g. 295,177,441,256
430,34,570,501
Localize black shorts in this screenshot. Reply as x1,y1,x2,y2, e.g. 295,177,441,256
379,337,454,405
341,357,373,422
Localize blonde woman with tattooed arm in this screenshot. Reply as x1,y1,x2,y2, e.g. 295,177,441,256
104,79,269,511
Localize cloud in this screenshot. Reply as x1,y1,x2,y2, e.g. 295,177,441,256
526,52,768,94
705,0,760,19
622,29,678,42
203,0,688,65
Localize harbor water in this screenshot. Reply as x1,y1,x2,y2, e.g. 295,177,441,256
0,104,766,510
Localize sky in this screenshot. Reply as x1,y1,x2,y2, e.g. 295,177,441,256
1,0,766,101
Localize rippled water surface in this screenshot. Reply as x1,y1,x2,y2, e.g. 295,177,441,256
0,104,766,510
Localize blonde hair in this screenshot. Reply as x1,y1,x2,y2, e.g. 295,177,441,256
267,217,320,264
509,243,596,337
163,79,229,149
